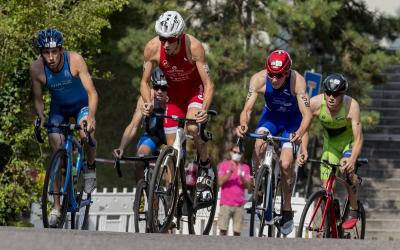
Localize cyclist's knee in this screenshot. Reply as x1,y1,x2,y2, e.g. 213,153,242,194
279,160,292,173
187,124,199,135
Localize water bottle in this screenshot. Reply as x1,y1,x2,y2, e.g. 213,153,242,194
185,161,199,187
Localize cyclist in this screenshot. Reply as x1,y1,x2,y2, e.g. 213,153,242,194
298,73,363,228
236,50,312,235
30,28,98,226
140,11,215,200
113,67,168,180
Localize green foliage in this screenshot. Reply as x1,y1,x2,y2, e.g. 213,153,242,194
0,0,127,225
106,0,399,161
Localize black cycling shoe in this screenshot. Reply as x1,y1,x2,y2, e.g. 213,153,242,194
280,210,294,235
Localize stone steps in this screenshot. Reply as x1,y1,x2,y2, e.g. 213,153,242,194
366,219,400,230
363,138,400,147
364,208,400,219
365,229,400,240
364,107,400,117
369,89,400,99
362,178,400,189
363,199,400,210
360,147,400,159
359,188,400,199
374,81,400,90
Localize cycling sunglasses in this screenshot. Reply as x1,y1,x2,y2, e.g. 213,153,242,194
267,72,286,80
325,91,344,97
159,36,178,44
153,85,168,92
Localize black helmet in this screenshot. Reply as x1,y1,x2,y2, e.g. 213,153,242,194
151,67,168,87
323,73,348,93
36,28,64,49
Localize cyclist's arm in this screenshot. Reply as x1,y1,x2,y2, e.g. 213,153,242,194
30,63,45,120
191,37,214,111
348,98,363,161
118,97,144,151
294,71,313,138
140,39,158,104
74,52,98,120
239,71,264,127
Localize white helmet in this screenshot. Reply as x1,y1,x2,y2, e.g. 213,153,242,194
155,11,185,37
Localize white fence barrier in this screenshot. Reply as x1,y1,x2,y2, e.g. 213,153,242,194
31,188,307,237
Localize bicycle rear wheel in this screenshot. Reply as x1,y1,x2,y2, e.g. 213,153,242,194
134,179,149,233
188,163,218,235
42,149,69,228
297,190,331,238
340,200,366,239
148,146,179,233
249,166,270,237
71,169,91,230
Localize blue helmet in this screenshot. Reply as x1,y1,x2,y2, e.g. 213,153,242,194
36,28,64,49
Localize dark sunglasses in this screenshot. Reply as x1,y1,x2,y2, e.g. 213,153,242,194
159,36,178,43
325,91,344,97
267,72,286,80
153,85,168,91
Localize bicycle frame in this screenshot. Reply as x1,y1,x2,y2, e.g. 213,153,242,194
48,131,90,213
306,159,364,238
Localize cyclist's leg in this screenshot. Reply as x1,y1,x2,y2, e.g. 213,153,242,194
77,107,96,165
135,135,157,181
185,93,206,162
46,108,67,225
320,144,341,186
341,145,359,211
76,106,97,193
254,109,278,169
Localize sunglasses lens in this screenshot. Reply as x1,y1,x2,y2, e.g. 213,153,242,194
268,73,284,79
154,86,167,91
159,36,177,43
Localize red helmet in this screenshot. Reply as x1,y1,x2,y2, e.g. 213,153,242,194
265,50,292,76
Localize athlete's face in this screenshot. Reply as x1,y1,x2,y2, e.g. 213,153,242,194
159,35,180,55
325,91,344,109
41,47,63,70
267,71,287,89
153,85,168,101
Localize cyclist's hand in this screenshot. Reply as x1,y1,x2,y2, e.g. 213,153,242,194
141,102,153,116
113,148,123,159
296,151,308,167
87,116,96,132
290,130,303,144
236,125,248,138
195,109,208,123
340,158,356,174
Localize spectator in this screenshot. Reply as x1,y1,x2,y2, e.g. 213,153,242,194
217,145,252,236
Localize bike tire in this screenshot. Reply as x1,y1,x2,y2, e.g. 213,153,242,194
148,146,179,233
188,163,218,235
42,149,70,228
340,200,366,239
249,166,269,237
134,179,149,233
71,168,91,230
297,190,331,238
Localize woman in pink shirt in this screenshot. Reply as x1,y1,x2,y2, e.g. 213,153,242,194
217,145,252,236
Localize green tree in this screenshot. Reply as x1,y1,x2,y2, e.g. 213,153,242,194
107,0,399,164
0,0,127,226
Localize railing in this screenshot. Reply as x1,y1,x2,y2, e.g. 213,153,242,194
30,188,307,237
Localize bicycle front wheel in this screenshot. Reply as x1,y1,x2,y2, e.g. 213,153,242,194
134,179,149,233
340,200,366,239
71,168,91,230
148,146,179,233
188,163,218,235
42,149,70,228
297,190,331,238
249,166,270,237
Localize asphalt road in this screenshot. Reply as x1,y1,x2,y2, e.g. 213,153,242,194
1,227,398,250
